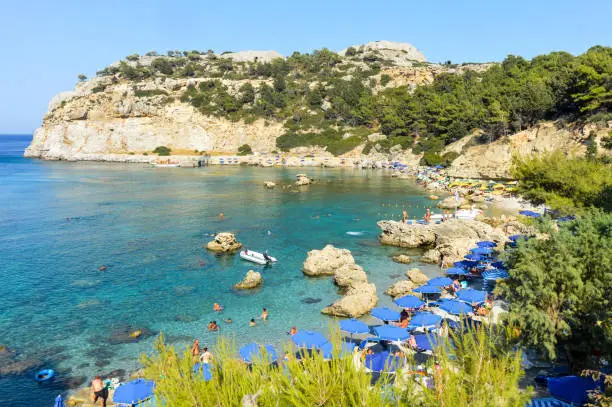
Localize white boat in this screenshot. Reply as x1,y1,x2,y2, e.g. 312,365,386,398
240,250,277,265
455,208,483,220
153,162,180,168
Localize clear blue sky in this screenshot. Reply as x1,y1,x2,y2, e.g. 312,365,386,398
1,0,610,134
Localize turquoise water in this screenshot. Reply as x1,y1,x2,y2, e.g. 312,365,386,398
0,135,444,406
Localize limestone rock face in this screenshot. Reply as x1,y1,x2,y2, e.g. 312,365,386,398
385,280,416,298
206,233,242,253
295,174,312,186
339,41,426,64
234,270,263,290
378,219,512,266
392,254,412,264
405,268,429,285
303,245,355,276
219,50,283,63
321,283,378,318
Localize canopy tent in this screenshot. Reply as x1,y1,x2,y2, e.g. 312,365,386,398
438,299,473,315
482,269,510,281
412,285,441,294
339,319,370,335
113,379,155,406
427,276,454,287
193,363,213,381
456,289,487,304
291,330,328,349
373,325,410,341
408,312,442,330
394,295,425,309
445,267,470,276
371,307,401,322
413,334,440,352
239,343,278,364
364,351,403,373
476,241,496,248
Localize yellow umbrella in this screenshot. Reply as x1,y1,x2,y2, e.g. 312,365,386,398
493,184,505,190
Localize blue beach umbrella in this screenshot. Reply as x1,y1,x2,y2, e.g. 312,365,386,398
413,334,440,352
464,253,482,261
438,299,472,315
491,261,506,269
508,234,522,241
519,210,541,218
412,285,441,294
454,260,477,268
408,312,442,329
113,379,155,405
291,330,328,349
54,395,66,407
445,267,470,276
482,269,510,281
339,319,369,335
239,343,278,364
476,241,497,248
394,295,425,309
193,363,213,381
321,341,356,359
427,276,454,287
470,247,493,255
373,325,410,341
456,289,487,304
365,351,403,373
371,307,401,322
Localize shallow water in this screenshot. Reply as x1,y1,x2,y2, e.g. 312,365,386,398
0,135,446,406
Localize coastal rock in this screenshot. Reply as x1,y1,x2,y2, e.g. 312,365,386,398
107,325,155,345
0,358,42,375
392,254,412,264
234,270,263,290
295,174,312,186
385,280,416,298
420,249,441,264
428,195,439,200
321,283,377,318
405,268,429,285
436,196,467,209
333,264,368,289
303,244,356,276
206,232,243,253
377,221,436,248
263,181,276,189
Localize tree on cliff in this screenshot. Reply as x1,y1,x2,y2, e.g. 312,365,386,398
498,210,612,371
77,74,87,82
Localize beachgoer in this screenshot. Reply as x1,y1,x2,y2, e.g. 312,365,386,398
263,251,271,262
99,265,106,271
213,303,223,312
191,339,200,361
91,375,108,407
424,209,431,224
408,334,417,349
402,209,407,224
208,321,218,331
219,212,224,220
366,348,373,356
200,347,213,364
250,319,256,327
289,326,297,336
452,279,461,293
225,318,232,324
259,308,268,321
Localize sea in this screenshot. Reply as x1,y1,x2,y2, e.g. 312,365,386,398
0,134,445,406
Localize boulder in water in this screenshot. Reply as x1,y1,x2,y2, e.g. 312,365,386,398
234,270,263,290
385,280,416,299
392,254,412,264
405,268,429,285
206,232,243,253
303,245,356,276
264,181,276,189
420,249,441,264
321,283,377,318
295,174,311,186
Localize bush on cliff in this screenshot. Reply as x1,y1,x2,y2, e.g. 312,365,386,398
237,144,252,155
141,325,530,406
153,146,171,156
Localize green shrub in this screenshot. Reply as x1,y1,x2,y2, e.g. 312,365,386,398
345,46,357,56
78,74,87,82
237,144,253,155
153,146,171,156
134,89,168,98
92,85,106,93
126,53,140,61
380,74,391,86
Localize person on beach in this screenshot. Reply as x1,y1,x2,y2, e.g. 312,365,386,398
289,326,297,335
200,347,213,364
213,303,223,312
250,318,256,327
191,339,200,361
91,375,108,407
402,209,407,224
424,209,431,224
259,308,268,321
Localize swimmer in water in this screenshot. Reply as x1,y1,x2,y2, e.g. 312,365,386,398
213,303,223,312
249,318,256,327
99,265,107,271
219,212,224,220
225,318,232,324
259,308,268,321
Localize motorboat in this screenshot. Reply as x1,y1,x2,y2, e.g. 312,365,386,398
240,250,277,265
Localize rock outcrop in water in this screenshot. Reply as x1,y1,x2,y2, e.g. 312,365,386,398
378,219,513,265
206,233,242,253
234,270,263,290
302,245,377,317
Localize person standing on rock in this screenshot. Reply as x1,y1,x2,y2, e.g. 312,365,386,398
424,209,431,224
91,375,108,407
402,209,407,224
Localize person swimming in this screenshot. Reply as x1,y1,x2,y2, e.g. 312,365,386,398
259,308,268,321
213,303,223,312
225,318,232,324
289,326,297,335
249,319,256,327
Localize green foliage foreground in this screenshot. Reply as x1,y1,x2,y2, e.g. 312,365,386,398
140,326,531,407
499,209,612,370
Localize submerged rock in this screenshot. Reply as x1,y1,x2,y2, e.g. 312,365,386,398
173,285,196,296
70,279,101,289
0,358,42,375
206,232,243,253
301,297,322,304
107,325,155,345
234,270,263,290
392,254,412,264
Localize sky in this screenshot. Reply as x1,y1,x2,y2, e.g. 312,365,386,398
1,0,610,134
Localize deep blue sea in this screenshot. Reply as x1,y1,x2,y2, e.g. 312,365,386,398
0,135,445,406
